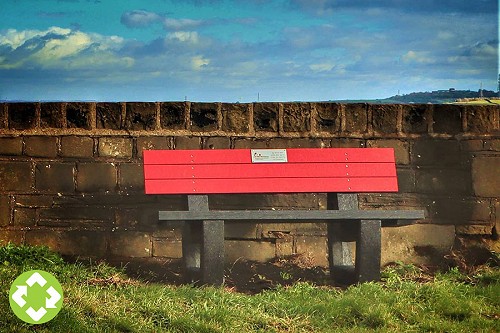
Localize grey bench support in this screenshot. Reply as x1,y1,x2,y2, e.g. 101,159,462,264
160,193,425,285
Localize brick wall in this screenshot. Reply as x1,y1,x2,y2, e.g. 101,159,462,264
0,102,498,266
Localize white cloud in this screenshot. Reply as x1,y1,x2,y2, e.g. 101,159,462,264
120,10,162,28
163,18,203,30
191,55,210,70
309,62,335,72
401,50,436,64
167,31,199,44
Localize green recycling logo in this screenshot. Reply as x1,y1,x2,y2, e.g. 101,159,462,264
9,270,63,324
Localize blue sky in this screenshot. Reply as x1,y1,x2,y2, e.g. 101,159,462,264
0,0,498,102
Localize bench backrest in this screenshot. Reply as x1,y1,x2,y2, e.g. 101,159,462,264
143,148,398,195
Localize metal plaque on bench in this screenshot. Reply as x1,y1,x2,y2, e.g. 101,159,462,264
251,149,288,163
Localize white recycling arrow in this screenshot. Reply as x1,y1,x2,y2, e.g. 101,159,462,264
26,307,47,322
12,285,27,308
45,286,61,309
26,272,47,287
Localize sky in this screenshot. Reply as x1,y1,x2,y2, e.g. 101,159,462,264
0,0,498,102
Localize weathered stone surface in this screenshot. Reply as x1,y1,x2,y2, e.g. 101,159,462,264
221,103,249,132
109,232,152,257
295,236,328,267
432,104,463,134
225,240,275,263
267,138,324,148
24,136,58,158
26,230,107,257
211,193,320,210
402,104,428,134
0,104,7,128
427,197,491,223
412,140,462,166
330,139,365,148
456,224,494,235
371,104,399,134
38,207,114,227
152,239,182,258
60,136,94,158
472,155,499,197
41,103,65,128
225,222,259,239
35,162,75,193
367,139,409,164
253,103,278,132
175,136,200,149
77,163,117,193
466,105,498,133
13,195,54,208
0,195,9,226
190,103,218,131
276,238,293,257
485,139,500,151
160,102,186,130
98,137,133,158
203,137,231,149
120,163,144,192
461,140,485,152
66,102,93,129
0,162,32,192
8,103,37,130
0,137,23,155
96,103,122,129
233,139,268,149
137,137,171,158
396,168,416,193
260,223,326,238
0,230,23,245
283,103,311,132
13,208,36,226
125,102,157,130
416,168,471,195
381,224,455,266
344,103,368,134
315,103,341,133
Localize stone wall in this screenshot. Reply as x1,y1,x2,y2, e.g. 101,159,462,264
0,102,498,267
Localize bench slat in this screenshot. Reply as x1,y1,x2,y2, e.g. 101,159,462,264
158,209,425,221
145,176,398,194
144,162,396,180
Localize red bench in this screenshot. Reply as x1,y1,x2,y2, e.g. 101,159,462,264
144,148,425,285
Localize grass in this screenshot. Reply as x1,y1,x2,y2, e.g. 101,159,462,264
1,244,499,333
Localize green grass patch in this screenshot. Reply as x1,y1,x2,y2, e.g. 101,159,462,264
1,244,499,332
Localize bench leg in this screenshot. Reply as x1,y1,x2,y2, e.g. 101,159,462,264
355,219,381,283
327,223,355,283
200,220,225,286
182,221,202,283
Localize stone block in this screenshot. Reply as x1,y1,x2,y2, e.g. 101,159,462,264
0,230,24,246
283,103,311,132
211,193,320,210
472,155,499,197
120,163,144,192
152,239,182,258
60,136,94,158
370,104,399,134
460,140,485,152
411,139,461,166
381,224,455,266
266,138,324,148
38,207,114,227
401,104,428,134
0,195,9,226
25,230,107,257
253,103,278,132
137,137,171,158
225,240,275,263
96,103,122,129
225,222,259,239
203,137,231,149
35,162,75,193
276,238,293,257
109,232,152,257
221,103,250,132
98,137,133,158
456,224,494,235
190,103,218,131
315,103,341,133
367,139,409,164
330,139,365,148
8,103,37,130
495,200,500,233
396,168,416,193
66,102,93,129
295,236,328,267
0,104,7,128
13,208,36,226
0,162,32,192
466,105,498,133
24,136,58,158
175,137,201,149
233,139,268,149
77,163,117,193
344,103,368,134
0,137,23,155
432,104,463,134
416,168,471,195
40,103,64,128
261,223,326,238
485,139,500,151
160,102,187,130
427,197,491,223
13,195,53,208
125,102,157,130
